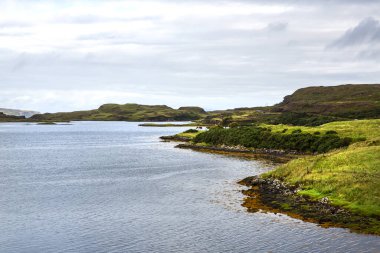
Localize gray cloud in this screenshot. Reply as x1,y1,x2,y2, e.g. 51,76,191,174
0,21,31,28
266,22,288,32
0,0,379,112
53,15,160,24
328,17,380,48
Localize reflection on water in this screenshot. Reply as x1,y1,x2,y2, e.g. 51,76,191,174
0,122,379,253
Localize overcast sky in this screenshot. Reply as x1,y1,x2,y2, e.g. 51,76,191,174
0,0,379,112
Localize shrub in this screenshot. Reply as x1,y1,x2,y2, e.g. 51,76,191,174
229,122,240,128
326,130,338,135
184,129,198,133
193,126,352,153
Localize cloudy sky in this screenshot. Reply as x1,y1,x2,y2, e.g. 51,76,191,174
0,0,379,112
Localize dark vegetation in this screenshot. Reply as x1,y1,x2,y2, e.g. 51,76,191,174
272,112,344,126
193,126,352,153
183,129,199,133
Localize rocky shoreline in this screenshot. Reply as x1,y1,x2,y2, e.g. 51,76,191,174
175,143,303,162
239,175,380,235
160,135,193,142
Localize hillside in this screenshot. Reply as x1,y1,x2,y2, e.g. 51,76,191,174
30,103,207,122
0,112,26,122
200,84,380,126
273,84,380,118
0,108,39,118
2,84,379,124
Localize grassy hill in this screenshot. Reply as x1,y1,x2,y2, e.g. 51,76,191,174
199,84,380,126
2,84,379,124
273,84,380,118
258,119,380,234
30,103,207,122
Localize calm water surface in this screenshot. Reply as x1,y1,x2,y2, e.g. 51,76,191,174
0,122,379,253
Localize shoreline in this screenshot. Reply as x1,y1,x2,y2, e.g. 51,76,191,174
161,132,380,236
239,175,380,235
175,143,302,162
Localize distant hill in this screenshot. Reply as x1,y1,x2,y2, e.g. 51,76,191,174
3,84,379,126
0,108,39,118
200,84,380,126
0,112,26,122
273,84,380,119
30,103,207,122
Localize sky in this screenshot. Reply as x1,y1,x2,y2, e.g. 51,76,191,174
0,0,379,113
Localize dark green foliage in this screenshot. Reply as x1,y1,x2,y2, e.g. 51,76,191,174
184,129,198,133
282,129,288,133
314,131,321,135
292,129,302,134
273,112,342,126
193,127,352,153
229,122,240,128
326,130,338,135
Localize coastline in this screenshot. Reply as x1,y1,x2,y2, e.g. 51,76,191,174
175,143,302,162
239,175,380,235
160,124,380,236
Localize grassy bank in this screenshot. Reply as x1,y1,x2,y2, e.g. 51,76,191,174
247,119,380,234
263,142,380,217
170,119,380,234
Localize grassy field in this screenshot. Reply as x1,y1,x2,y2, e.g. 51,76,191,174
262,119,380,218
262,119,380,141
176,131,203,139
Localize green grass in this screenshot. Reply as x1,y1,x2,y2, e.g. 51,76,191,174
176,131,203,139
262,119,380,141
263,119,380,216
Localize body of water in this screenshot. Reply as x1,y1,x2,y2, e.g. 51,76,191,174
0,122,379,253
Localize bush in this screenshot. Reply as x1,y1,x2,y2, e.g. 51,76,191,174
193,126,352,153
229,122,240,128
184,129,198,133
314,131,321,135
326,130,338,135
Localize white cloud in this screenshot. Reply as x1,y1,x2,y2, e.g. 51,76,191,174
0,0,379,112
